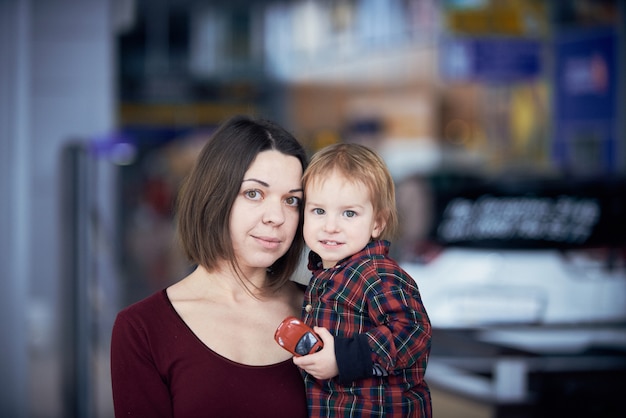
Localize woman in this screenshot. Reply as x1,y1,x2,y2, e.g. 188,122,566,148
110,115,309,417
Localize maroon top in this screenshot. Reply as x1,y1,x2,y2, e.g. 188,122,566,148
111,290,308,418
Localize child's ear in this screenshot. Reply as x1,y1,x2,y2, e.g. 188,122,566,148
371,217,386,239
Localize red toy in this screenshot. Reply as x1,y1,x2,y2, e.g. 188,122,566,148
274,316,323,357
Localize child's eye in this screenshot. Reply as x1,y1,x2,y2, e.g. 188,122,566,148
285,196,301,207
244,189,263,200
313,208,325,215
344,210,356,218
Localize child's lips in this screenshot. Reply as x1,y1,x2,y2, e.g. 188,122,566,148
320,240,342,247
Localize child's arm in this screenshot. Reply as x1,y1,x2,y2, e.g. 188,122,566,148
293,326,384,384
295,268,431,384
333,266,432,383
292,327,339,380
294,294,430,384
364,276,432,373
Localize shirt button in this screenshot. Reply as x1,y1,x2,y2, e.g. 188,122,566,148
305,304,312,313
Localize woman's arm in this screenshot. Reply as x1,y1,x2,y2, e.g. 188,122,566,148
110,311,173,418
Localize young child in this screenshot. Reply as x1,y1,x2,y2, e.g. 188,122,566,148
293,142,432,418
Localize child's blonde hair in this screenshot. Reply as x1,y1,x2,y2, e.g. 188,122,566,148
302,142,398,241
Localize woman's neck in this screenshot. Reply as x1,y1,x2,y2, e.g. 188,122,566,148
191,264,268,302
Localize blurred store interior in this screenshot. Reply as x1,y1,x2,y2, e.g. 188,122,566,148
1,0,625,417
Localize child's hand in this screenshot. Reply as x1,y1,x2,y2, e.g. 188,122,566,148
293,327,339,380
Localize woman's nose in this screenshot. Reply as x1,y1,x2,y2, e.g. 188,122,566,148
262,199,286,225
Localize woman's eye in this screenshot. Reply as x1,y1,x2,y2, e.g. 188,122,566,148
313,208,325,215
285,196,301,207
244,189,262,200
344,210,356,218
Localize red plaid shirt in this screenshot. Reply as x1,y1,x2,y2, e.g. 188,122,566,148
301,240,432,417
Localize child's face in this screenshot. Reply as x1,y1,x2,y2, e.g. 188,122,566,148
304,172,383,269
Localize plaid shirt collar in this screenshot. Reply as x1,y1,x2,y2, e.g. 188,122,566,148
307,240,391,273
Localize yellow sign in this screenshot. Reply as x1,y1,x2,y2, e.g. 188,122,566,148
446,3,546,36
118,103,255,126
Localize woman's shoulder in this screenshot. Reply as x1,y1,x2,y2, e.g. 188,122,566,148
288,280,307,293
115,289,170,324
279,280,305,312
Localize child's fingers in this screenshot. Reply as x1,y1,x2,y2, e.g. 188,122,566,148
313,327,334,346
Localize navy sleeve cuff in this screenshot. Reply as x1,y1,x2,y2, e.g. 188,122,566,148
334,334,373,384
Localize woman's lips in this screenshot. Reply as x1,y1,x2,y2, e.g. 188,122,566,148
255,235,282,249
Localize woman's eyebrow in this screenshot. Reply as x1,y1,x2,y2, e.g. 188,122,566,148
243,178,303,194
242,178,269,187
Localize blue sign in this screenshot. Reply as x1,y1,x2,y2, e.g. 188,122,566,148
552,27,617,174
440,37,542,83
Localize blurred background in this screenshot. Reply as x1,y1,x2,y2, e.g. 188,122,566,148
1,0,625,417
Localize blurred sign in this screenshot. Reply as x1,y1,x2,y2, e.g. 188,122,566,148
440,37,542,83
430,176,626,249
438,195,600,245
446,7,525,35
552,27,617,174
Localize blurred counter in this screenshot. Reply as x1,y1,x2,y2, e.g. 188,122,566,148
402,246,626,416
402,248,626,327
426,325,626,418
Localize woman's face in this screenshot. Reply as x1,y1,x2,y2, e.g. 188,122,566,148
230,150,303,274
